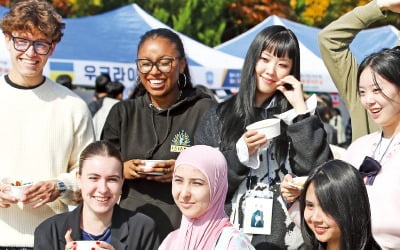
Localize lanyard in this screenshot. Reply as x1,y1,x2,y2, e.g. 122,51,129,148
372,132,395,163
246,148,271,190
260,148,271,184
246,106,273,189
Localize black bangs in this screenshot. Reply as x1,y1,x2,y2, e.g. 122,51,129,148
260,28,300,79
263,31,298,60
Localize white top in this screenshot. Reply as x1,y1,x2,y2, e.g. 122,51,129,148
93,97,119,140
344,132,400,248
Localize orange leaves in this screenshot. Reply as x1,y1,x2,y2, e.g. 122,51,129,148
302,0,330,24
228,0,293,25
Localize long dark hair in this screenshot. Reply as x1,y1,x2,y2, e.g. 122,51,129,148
217,25,300,165
132,28,193,98
300,160,380,250
357,46,400,100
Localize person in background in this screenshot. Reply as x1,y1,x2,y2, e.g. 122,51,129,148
159,145,254,250
316,101,338,145
194,84,217,102
281,160,381,250
56,74,74,90
102,28,214,240
195,25,332,249
0,0,94,248
34,141,159,250
88,73,111,116
330,107,347,147
93,81,125,140
345,119,353,147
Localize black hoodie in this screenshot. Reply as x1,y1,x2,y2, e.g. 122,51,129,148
102,87,214,239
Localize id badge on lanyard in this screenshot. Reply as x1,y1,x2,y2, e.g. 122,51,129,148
242,148,273,235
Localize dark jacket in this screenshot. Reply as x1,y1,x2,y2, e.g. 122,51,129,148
101,88,214,239
195,101,332,249
88,96,105,116
33,204,159,250
195,102,332,203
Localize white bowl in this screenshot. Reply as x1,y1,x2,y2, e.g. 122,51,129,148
138,160,166,175
6,183,33,200
74,240,97,250
246,118,281,139
288,176,308,190
1,178,33,200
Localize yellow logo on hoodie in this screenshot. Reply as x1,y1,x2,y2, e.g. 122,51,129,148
170,130,191,152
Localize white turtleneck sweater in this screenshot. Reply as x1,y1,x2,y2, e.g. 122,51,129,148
0,75,94,247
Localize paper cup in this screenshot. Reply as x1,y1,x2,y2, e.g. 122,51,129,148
138,160,166,175
246,118,281,139
75,240,97,250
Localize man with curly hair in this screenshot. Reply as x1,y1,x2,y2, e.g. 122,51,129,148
0,1,94,248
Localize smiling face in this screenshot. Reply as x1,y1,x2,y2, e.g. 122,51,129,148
359,67,400,136
78,155,123,218
172,165,210,219
5,29,55,86
137,36,186,108
255,49,293,103
304,183,341,248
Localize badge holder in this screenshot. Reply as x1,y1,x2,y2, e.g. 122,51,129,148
243,196,273,235
242,148,274,235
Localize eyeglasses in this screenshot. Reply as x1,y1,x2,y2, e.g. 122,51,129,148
136,57,180,74
10,35,53,55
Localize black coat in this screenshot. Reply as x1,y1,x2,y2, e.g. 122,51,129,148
33,204,159,250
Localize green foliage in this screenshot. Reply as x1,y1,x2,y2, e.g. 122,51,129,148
40,0,400,45
168,0,229,46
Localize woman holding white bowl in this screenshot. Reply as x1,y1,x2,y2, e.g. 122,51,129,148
195,26,332,249
34,141,159,250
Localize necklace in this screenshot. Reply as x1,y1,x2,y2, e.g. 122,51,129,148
372,133,395,163
150,90,182,110
82,226,111,242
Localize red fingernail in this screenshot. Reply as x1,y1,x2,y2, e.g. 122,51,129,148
96,241,100,244
91,248,95,250
73,241,76,245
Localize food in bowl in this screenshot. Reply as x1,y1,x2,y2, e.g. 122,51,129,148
10,180,31,186
1,179,33,200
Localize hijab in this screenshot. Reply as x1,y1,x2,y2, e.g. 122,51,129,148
163,145,232,250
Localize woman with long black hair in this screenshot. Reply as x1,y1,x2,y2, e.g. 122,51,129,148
195,25,332,249
299,160,380,250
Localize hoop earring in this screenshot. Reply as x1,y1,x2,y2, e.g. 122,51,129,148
177,73,187,89
182,73,187,88
135,76,142,87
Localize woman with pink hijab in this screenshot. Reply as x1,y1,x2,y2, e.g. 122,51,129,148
159,145,254,250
